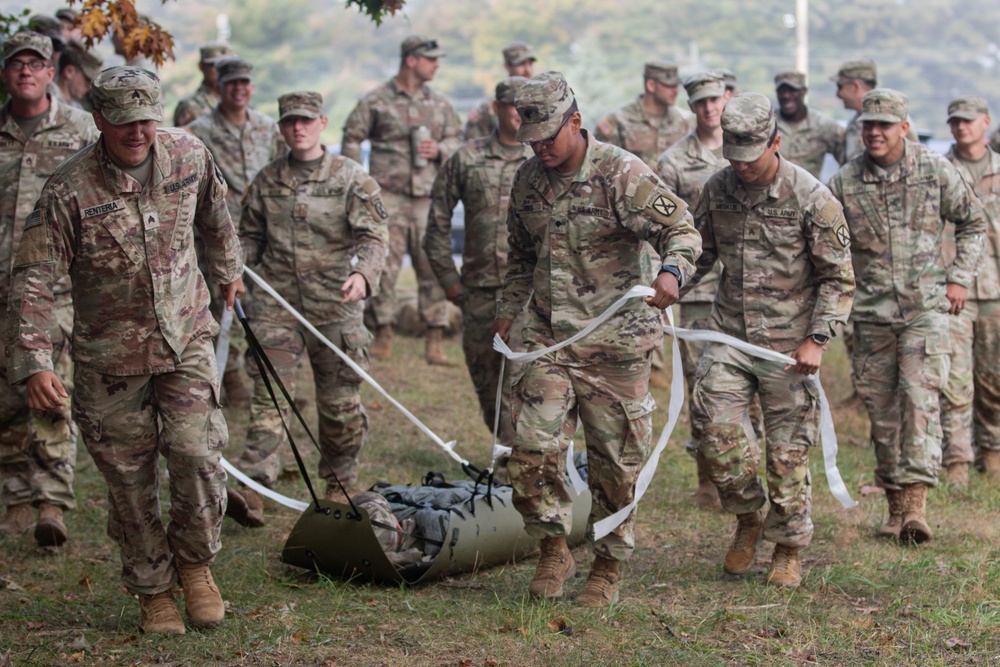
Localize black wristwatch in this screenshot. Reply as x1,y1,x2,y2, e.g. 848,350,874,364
810,334,829,345
659,264,682,286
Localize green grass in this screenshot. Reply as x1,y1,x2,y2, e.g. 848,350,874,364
1,275,998,666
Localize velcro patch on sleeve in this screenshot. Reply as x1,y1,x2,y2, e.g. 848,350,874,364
815,198,843,228
14,210,51,266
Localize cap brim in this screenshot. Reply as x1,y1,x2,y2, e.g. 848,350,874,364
507,55,537,66
688,88,725,103
947,111,982,122
775,79,805,90
723,140,767,162
101,104,163,125
218,73,252,85
421,48,446,58
278,110,321,122
514,117,561,143
857,112,904,123
5,45,51,61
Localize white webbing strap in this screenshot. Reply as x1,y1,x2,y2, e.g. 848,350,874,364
221,458,309,511
214,308,234,377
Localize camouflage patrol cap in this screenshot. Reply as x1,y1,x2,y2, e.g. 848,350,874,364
830,59,877,85
947,96,990,121
401,35,446,59
91,66,163,125
27,15,64,45
714,68,738,92
774,70,807,90
60,41,103,80
278,91,323,121
352,492,404,553
199,42,234,64
216,56,253,85
644,60,679,86
683,71,726,103
3,31,54,62
495,76,528,104
721,92,777,161
503,41,536,66
858,88,908,123
55,9,77,23
513,71,577,143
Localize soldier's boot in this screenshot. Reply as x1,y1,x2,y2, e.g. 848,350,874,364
899,484,932,545
370,325,393,360
324,484,355,505
225,487,265,528
528,536,576,599
139,591,186,635
575,556,620,607
944,462,969,489
982,451,1000,480
222,366,252,410
724,510,763,575
176,562,225,628
765,544,802,588
0,503,33,537
689,457,722,510
425,327,455,366
34,503,68,547
877,489,904,540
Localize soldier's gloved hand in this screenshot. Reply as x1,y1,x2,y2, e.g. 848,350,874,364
946,282,968,315
444,283,464,305
492,317,513,344
25,371,68,411
221,277,246,311
786,339,826,375
341,272,368,304
646,271,680,310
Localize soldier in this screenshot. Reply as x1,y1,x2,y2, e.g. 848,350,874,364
425,77,533,445
941,96,1000,486
656,71,729,510
829,89,986,544
716,68,738,96
188,55,284,409
7,66,244,634
173,42,233,127
235,92,388,518
594,60,691,171
463,41,536,141
493,72,701,607
341,35,463,365
55,9,81,43
685,93,855,588
831,59,918,162
56,41,102,110
773,70,844,179
0,31,97,546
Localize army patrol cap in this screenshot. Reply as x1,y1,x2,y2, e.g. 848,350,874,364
830,59,877,85
858,88,908,123
401,35,446,59
199,42,234,64
61,41,103,80
3,31,54,62
644,60,679,86
721,92,777,161
684,71,726,103
27,15,64,45
495,76,528,104
715,68,738,92
278,91,324,121
216,56,253,85
55,8,77,23
774,70,807,90
503,41,536,66
91,66,163,125
947,96,990,121
514,71,577,143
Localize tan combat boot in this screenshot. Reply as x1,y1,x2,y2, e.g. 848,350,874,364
689,456,722,510
0,503,33,537
177,562,225,628
575,556,620,607
225,487,265,528
982,451,1000,479
765,544,802,587
34,503,68,547
139,590,186,635
900,484,932,545
425,327,454,366
528,536,576,599
877,488,904,540
944,462,969,489
370,325,393,360
724,510,763,575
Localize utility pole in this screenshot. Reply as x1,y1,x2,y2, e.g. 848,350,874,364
796,0,808,80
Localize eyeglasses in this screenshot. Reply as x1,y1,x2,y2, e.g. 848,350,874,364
5,59,50,72
523,115,569,147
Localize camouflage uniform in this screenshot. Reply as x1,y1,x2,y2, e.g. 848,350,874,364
238,93,389,488
499,74,701,560
0,34,97,515
341,47,463,330
775,108,845,180
425,91,532,442
463,42,536,142
173,42,233,128
6,68,242,594
941,138,1000,467
594,100,690,172
686,95,855,547
829,95,986,490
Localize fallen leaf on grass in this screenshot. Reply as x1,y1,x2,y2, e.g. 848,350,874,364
546,618,572,636
0,649,10,667
484,661,500,666
290,632,308,644
859,486,884,496
368,400,383,410
1,576,25,592
26,621,44,630
850,618,873,629
365,599,379,607
945,638,971,650
854,606,882,614
517,627,528,635
67,652,86,662
67,635,90,651
458,660,472,667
